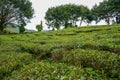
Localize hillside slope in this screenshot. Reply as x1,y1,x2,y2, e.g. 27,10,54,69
0,25,120,79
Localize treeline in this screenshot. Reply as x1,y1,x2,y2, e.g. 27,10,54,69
45,0,120,30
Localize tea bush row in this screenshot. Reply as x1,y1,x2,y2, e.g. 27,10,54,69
0,53,34,79
6,61,109,80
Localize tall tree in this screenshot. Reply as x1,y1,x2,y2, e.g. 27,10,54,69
45,4,90,29
92,0,120,24
78,5,90,26
0,0,34,33
45,7,62,30
84,10,94,25
108,0,120,24
92,1,112,25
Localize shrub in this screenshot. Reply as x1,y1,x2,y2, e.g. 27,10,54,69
0,53,34,79
5,61,108,80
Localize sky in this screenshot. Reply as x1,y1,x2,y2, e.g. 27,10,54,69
26,0,104,30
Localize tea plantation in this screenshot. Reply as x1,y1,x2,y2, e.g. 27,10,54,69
0,25,120,80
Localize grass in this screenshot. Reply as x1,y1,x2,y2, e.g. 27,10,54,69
0,24,120,79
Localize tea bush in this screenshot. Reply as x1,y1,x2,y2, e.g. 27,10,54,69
0,24,120,79
61,49,120,78
6,61,108,80
0,52,34,79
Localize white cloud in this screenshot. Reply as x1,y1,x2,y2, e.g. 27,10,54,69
26,0,103,30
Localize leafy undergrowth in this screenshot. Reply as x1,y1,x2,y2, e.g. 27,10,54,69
0,24,120,79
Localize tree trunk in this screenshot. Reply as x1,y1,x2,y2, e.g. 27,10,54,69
106,17,110,25
106,14,110,25
0,24,4,33
116,16,120,24
65,21,68,28
74,20,77,27
79,19,83,26
0,18,6,33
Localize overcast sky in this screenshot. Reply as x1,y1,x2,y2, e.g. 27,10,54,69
26,0,103,30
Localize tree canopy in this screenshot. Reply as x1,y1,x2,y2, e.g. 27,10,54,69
92,0,120,24
0,0,34,33
45,4,91,30
45,0,120,30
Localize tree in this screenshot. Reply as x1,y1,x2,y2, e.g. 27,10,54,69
19,24,25,33
85,11,94,25
108,0,120,24
92,0,120,24
0,0,34,33
45,7,61,30
45,4,72,29
45,4,90,29
78,5,90,26
36,21,43,31
92,1,112,25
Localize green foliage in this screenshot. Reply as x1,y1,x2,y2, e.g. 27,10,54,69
5,61,108,80
0,53,34,79
36,24,42,31
45,4,90,29
92,0,120,24
61,49,120,78
19,24,25,33
0,0,34,33
0,24,120,79
85,11,94,25
36,21,43,31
